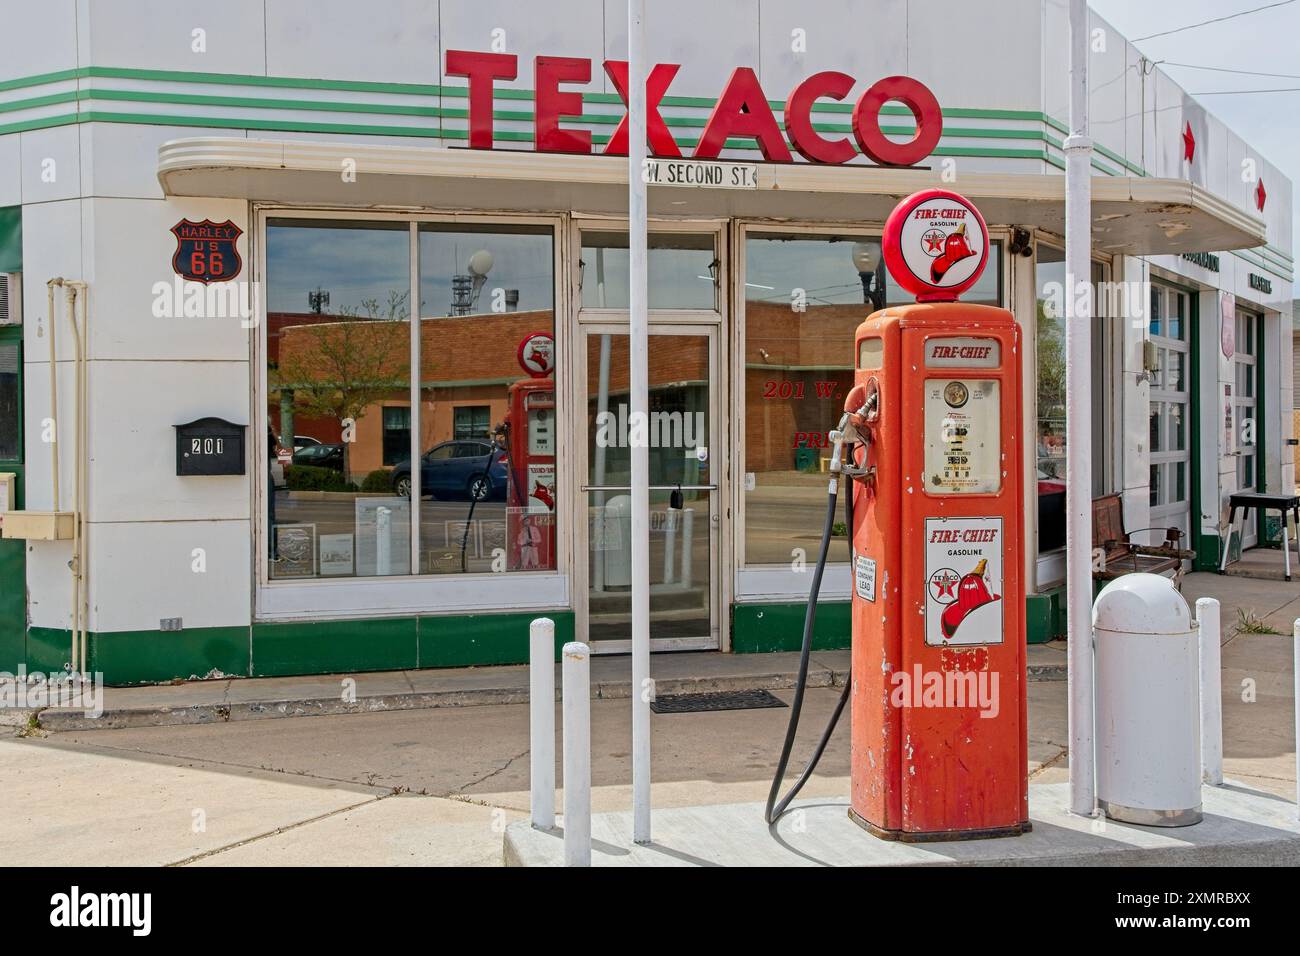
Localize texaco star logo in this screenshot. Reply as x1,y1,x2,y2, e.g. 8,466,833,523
928,567,960,604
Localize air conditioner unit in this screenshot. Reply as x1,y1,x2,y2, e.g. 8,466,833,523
0,273,20,325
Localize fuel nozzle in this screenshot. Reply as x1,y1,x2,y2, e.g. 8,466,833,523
844,381,879,424
834,380,878,485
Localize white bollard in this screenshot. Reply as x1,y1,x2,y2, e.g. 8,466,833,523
1294,620,1300,823
529,617,556,830
562,641,591,866
1196,598,1223,786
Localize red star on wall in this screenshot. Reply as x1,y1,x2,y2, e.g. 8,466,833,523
1255,178,1267,211
1182,121,1195,162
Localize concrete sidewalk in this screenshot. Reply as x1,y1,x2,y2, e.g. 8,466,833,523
7,567,1294,735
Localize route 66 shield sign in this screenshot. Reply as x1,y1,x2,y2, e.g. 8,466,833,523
171,219,243,283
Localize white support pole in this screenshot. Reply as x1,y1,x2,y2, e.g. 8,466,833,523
529,617,556,829
627,0,652,846
562,641,592,866
1294,620,1300,822
1065,0,1096,818
1196,598,1223,786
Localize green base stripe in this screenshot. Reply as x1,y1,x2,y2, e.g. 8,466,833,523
94,626,250,685
418,611,574,667
731,601,850,653
9,611,578,685
251,617,418,677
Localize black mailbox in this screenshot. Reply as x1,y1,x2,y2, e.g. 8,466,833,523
175,417,246,476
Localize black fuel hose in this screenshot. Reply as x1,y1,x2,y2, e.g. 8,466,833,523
764,454,855,825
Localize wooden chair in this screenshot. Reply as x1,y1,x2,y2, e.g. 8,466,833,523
1091,494,1196,589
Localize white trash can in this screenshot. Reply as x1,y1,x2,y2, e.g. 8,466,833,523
1094,573,1202,827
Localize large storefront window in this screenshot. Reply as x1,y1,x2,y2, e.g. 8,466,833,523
264,218,557,580
417,223,556,574
741,233,884,565
741,232,1001,567
266,219,411,579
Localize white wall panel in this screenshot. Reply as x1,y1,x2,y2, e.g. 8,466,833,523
265,0,440,85
82,197,251,362
88,518,252,631
85,359,251,524
85,0,266,75
19,126,82,205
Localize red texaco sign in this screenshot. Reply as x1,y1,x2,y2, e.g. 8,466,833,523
446,50,943,168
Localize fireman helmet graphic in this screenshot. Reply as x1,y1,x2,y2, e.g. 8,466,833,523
882,188,989,302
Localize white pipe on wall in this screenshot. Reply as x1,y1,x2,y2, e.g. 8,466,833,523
45,279,62,514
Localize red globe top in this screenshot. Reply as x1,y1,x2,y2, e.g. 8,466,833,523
881,188,990,303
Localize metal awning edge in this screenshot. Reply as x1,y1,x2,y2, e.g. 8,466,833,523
157,136,1270,254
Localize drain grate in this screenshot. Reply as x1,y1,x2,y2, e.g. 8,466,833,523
649,688,788,714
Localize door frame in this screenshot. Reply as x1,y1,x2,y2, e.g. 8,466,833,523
571,320,725,653
1148,280,1193,551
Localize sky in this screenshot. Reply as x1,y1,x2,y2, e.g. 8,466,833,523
1088,0,1300,264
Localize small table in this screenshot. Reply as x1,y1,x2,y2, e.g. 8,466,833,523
1217,492,1300,581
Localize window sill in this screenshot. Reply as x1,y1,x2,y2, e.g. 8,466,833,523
256,571,570,621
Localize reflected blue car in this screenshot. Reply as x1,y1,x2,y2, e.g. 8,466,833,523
390,440,508,501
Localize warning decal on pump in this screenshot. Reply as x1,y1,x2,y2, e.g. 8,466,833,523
924,517,1003,646
855,555,877,602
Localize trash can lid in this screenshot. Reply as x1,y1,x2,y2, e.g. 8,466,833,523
1092,572,1193,635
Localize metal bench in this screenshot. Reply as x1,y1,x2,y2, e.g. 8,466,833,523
1092,493,1195,588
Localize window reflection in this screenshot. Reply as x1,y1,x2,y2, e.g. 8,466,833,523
264,219,558,580
580,232,717,310
266,219,411,579
417,223,557,574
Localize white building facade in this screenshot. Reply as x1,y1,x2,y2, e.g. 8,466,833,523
0,0,1291,683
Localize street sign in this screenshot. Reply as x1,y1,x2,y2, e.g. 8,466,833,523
642,158,758,189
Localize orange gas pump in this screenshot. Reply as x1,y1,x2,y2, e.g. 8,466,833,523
767,189,1028,842
505,333,557,572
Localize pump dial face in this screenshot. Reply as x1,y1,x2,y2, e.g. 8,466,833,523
944,381,969,408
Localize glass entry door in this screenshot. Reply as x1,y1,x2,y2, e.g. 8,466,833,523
578,325,719,651
1233,308,1260,549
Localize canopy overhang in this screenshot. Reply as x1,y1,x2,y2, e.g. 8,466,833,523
157,137,1266,256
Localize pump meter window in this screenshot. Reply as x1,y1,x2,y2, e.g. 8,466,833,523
923,378,1001,494
526,392,555,456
